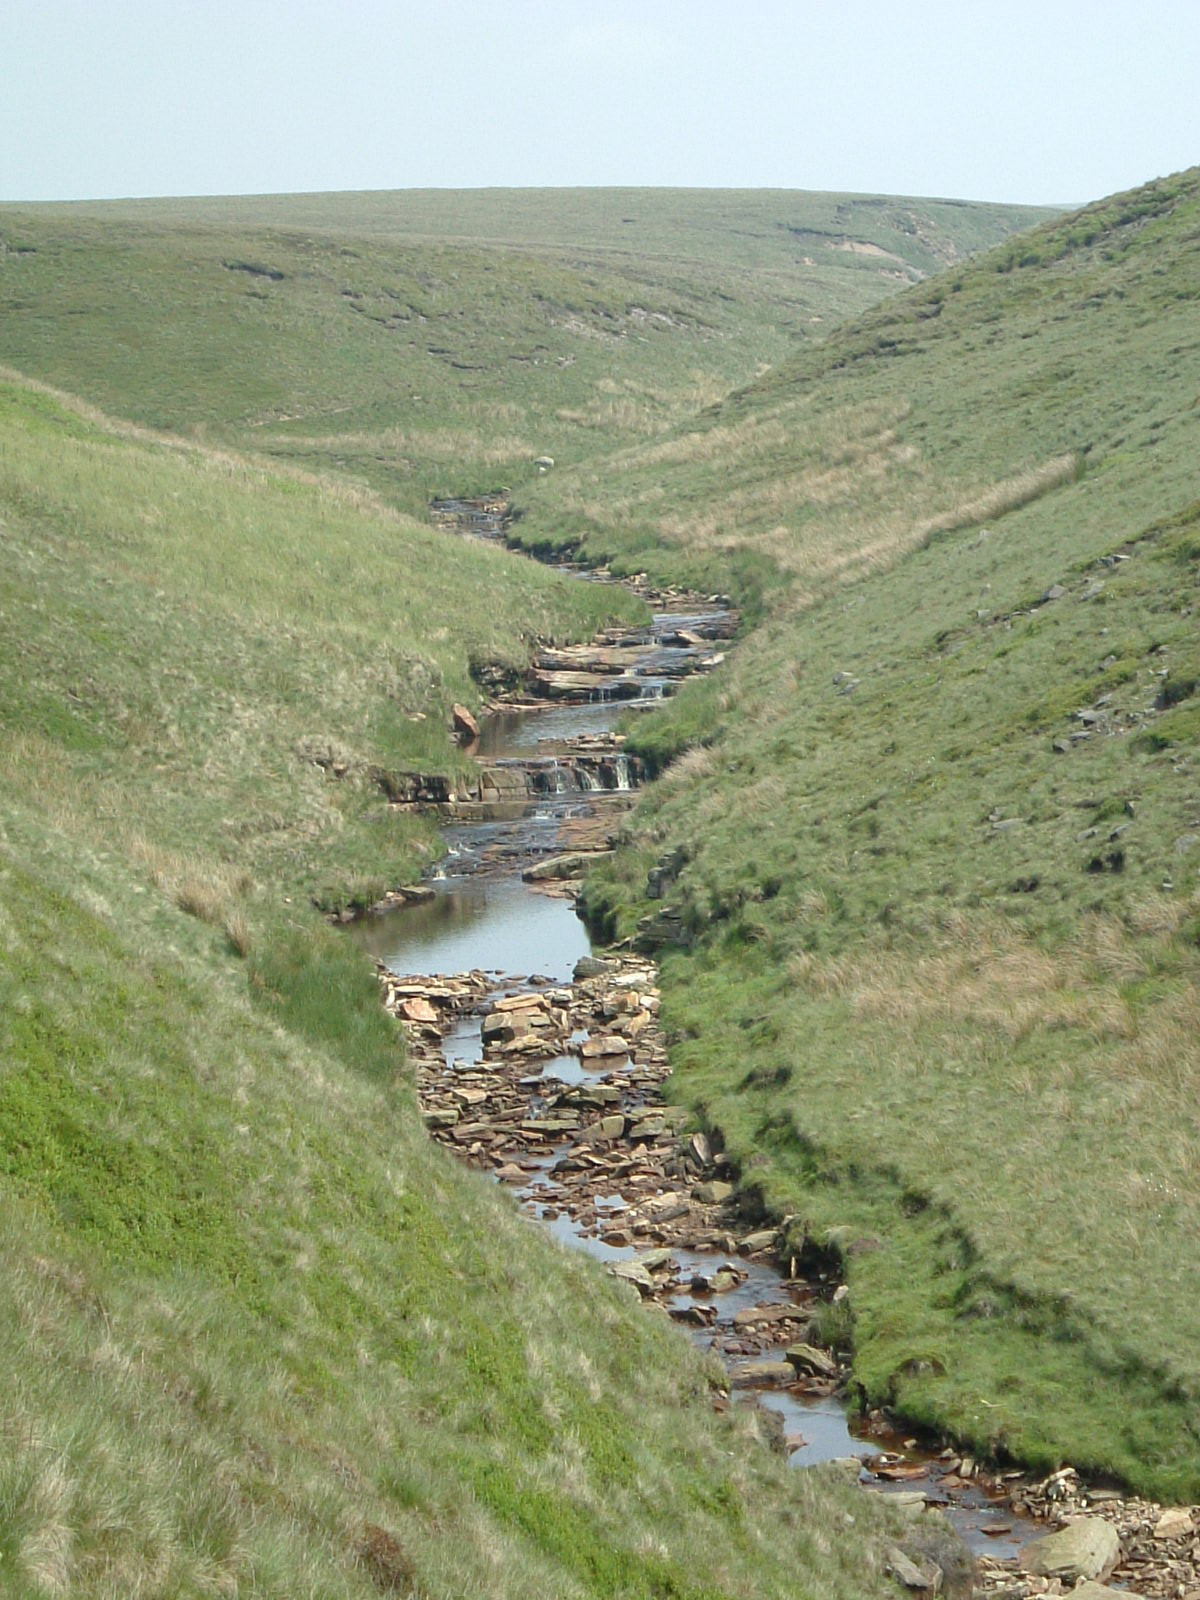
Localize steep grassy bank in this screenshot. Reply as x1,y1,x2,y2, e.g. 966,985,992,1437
553,170,1200,1496
0,372,643,910
0,188,1051,523
0,375,919,1595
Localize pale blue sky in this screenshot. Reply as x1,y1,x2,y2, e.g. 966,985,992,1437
2,1,1197,206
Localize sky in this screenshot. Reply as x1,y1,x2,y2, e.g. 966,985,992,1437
2,1,1197,207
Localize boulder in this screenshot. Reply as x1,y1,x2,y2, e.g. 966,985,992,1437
609,1261,654,1292
688,1131,713,1167
730,1360,796,1388
478,766,528,799
481,1012,532,1045
733,1302,802,1329
885,1546,942,1593
578,1114,626,1144
633,1248,674,1272
738,1228,778,1255
492,992,549,1013
1021,1518,1120,1583
784,1343,839,1379
1153,1507,1194,1539
422,1108,459,1129
628,1110,666,1137
693,1180,734,1205
451,702,480,741
574,956,620,980
580,1034,630,1058
520,1116,579,1136
398,884,436,904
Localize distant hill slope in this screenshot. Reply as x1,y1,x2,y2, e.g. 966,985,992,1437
533,168,1200,1496
0,187,1052,520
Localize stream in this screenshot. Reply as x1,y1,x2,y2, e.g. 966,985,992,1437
348,521,1046,1573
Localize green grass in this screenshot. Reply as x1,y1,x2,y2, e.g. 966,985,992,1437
0,373,919,1595
0,187,1051,525
0,373,644,911
548,168,1200,1498
0,817,913,1598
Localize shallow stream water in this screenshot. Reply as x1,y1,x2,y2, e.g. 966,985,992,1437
348,610,1038,1564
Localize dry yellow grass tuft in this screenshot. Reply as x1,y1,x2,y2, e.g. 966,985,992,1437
915,454,1079,545
787,908,1200,1067
132,839,254,927
652,744,718,792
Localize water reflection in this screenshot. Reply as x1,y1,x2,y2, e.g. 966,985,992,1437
476,701,632,755
348,877,591,984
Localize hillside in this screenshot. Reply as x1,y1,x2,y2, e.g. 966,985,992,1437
0,187,1051,522
516,169,1200,1496
0,182,1063,1598
0,373,928,1596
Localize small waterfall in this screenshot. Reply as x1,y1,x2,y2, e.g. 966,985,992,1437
615,755,633,791
577,767,602,793
550,760,569,795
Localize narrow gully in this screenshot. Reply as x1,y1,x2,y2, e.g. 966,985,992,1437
348,501,1056,1582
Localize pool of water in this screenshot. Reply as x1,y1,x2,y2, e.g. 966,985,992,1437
349,873,591,984
476,700,633,754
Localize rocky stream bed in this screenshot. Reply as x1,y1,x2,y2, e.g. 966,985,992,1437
345,498,1200,1598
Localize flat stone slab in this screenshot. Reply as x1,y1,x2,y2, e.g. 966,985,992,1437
784,1342,839,1378
885,1545,942,1592
1021,1517,1120,1583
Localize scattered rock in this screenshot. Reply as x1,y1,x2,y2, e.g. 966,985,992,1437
885,1544,943,1593
688,1131,712,1167
580,1034,630,1059
785,1343,839,1378
578,1113,626,1144
693,1180,734,1205
522,852,605,883
574,956,620,980
738,1227,777,1255
451,702,480,741
732,1302,803,1329
729,1360,796,1388
1153,1506,1193,1539
1021,1518,1120,1583
399,996,439,1024
421,1107,459,1129
609,1260,655,1292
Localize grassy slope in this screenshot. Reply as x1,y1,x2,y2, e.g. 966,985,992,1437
527,170,1200,1497
0,373,645,910
0,376,923,1597
0,183,1059,1597
0,188,1051,525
